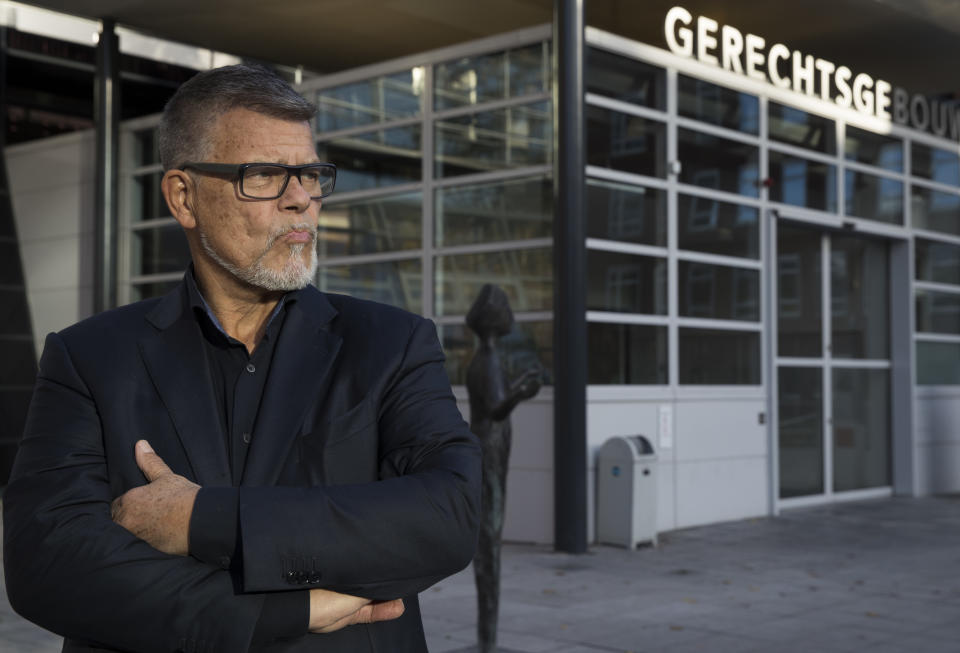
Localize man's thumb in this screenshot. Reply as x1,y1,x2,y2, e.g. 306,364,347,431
135,439,169,481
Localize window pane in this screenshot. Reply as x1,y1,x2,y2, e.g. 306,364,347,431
679,262,759,321
586,180,666,246
917,341,960,384
915,238,960,285
317,70,422,132
678,194,759,259
677,75,758,134
678,129,759,196
318,125,421,193
679,328,760,384
132,128,158,167
131,224,190,277
912,142,960,186
911,186,960,235
778,366,823,498
435,248,551,316
434,44,548,111
588,323,667,384
915,289,960,334
768,151,837,212
844,171,903,224
436,176,552,247
587,106,666,178
508,43,550,98
131,280,180,301
319,192,421,257
845,125,902,171
833,368,889,491
587,251,666,314
435,102,551,178
131,172,167,222
586,48,665,109
320,259,422,313
442,320,553,386
768,101,836,154
831,235,889,358
778,223,822,358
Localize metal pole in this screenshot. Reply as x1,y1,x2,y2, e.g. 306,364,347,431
94,19,119,312
553,0,588,553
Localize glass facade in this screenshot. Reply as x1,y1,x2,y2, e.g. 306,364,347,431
111,27,960,403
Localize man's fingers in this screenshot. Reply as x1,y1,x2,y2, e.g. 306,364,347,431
368,599,405,622
134,440,172,482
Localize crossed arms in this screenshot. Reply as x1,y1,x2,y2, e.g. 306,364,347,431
2,317,480,652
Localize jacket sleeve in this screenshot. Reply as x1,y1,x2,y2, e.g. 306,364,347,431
2,332,267,653
236,317,482,600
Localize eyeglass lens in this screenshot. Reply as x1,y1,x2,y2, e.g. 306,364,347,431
241,165,335,199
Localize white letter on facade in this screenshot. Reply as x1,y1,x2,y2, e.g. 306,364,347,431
853,73,875,114
697,16,720,65
814,59,836,101
893,87,909,125
767,43,790,88
721,25,744,73
792,52,815,96
835,66,853,108
875,80,892,120
745,34,766,81
665,6,694,57
911,94,930,131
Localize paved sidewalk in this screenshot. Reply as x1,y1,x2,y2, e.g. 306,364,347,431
2,497,959,652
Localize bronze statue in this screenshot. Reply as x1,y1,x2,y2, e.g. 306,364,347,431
465,284,542,653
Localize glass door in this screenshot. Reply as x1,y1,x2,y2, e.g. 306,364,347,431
776,221,891,501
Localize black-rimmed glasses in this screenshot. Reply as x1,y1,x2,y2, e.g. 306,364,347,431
180,162,337,200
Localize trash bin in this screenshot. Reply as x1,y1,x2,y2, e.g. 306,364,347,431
596,435,657,548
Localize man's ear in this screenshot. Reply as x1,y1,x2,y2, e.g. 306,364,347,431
161,169,198,230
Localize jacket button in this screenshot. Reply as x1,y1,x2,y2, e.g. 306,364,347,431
309,572,322,584
286,570,298,584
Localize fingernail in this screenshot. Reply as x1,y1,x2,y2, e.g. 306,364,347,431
137,440,154,454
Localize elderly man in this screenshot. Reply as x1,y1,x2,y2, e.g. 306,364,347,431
3,64,480,653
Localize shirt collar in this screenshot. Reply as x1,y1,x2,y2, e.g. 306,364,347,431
185,265,296,341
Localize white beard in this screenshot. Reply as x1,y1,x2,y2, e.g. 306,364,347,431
199,222,318,292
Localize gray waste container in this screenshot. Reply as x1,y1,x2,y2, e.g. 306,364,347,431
596,435,657,548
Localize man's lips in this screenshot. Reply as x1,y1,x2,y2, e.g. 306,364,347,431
283,230,315,243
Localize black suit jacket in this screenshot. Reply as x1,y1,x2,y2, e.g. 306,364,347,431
2,281,481,653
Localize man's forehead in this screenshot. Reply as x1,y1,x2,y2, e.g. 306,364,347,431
206,108,316,157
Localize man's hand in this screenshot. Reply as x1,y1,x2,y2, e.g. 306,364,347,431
308,589,405,633
111,440,200,556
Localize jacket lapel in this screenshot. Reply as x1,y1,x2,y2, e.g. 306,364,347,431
241,287,342,486
138,284,231,487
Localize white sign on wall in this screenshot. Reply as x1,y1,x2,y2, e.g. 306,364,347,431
664,5,959,140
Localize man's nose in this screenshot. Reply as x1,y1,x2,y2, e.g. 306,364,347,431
280,173,314,212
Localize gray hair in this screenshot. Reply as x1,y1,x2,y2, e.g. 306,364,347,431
158,63,316,171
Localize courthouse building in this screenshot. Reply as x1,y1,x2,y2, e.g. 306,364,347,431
3,0,960,549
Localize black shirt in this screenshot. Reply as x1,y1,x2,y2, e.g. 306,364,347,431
184,268,308,645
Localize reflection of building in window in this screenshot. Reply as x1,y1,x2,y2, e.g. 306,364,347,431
831,250,849,317
686,264,715,317
878,177,902,219
604,264,642,312
691,169,719,194
738,162,759,196
608,185,648,239
733,268,758,320
781,159,808,207
778,253,802,318
611,113,649,156
689,192,718,231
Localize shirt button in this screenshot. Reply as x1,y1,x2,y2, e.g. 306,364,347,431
242,432,251,444
245,363,256,373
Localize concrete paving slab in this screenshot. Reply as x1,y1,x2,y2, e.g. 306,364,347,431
2,496,960,652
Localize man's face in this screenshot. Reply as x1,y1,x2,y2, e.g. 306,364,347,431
190,108,321,292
